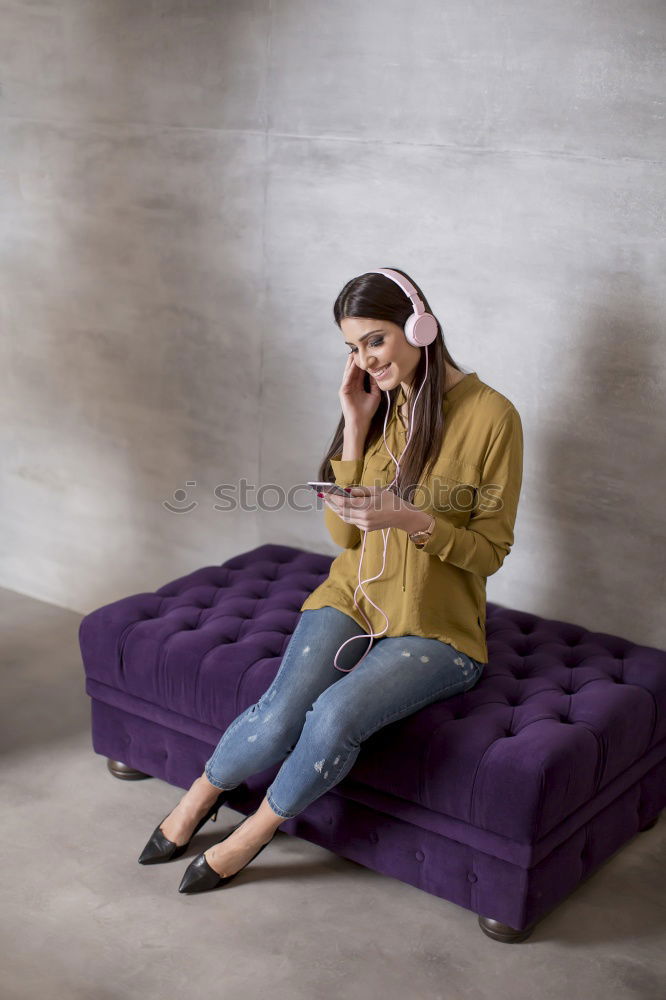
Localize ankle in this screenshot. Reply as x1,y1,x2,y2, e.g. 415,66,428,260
250,797,286,836
184,774,223,812
198,772,224,798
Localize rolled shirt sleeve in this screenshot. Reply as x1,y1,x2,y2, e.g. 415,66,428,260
418,407,524,577
324,455,364,549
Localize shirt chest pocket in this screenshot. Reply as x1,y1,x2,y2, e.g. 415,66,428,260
361,452,395,490
424,459,481,527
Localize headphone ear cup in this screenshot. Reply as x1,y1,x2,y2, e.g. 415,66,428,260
404,311,438,347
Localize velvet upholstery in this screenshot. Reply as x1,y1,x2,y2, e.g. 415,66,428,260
79,544,666,932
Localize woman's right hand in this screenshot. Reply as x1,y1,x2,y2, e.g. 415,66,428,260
339,354,382,429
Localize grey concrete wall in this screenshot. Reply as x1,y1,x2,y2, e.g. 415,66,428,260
1,1,664,649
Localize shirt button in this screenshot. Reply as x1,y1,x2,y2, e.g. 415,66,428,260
467,872,478,883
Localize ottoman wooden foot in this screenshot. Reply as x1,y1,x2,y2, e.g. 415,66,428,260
106,758,152,780
478,916,536,943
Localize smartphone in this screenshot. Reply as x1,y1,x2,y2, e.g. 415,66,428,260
307,481,350,498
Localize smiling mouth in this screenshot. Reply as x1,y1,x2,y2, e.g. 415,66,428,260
370,364,392,379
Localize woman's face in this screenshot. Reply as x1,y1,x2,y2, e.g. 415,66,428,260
340,316,421,393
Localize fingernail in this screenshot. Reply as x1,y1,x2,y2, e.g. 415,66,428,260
344,487,352,492
317,492,324,498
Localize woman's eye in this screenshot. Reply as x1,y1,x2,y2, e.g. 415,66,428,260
348,338,384,354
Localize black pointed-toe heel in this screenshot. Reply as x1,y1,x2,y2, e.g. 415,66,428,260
137,790,228,865
178,813,276,894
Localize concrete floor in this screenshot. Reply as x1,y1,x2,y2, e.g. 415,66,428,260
1,586,665,1000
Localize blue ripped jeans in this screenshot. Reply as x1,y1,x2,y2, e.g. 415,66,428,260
204,606,484,820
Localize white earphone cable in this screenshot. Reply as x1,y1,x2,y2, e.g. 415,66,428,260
332,345,430,672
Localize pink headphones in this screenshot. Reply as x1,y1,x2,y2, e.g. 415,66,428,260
371,268,439,347
331,269,438,672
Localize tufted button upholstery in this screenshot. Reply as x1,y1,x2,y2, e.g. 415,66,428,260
80,543,666,852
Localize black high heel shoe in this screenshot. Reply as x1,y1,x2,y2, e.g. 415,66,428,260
178,811,276,894
137,790,228,865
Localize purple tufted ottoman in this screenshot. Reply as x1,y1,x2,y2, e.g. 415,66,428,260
79,544,665,942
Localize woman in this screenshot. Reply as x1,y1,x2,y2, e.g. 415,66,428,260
138,267,524,894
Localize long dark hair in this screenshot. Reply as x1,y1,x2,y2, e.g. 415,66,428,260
318,267,468,504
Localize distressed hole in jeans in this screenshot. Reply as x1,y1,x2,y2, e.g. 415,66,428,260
314,758,325,773
401,650,411,657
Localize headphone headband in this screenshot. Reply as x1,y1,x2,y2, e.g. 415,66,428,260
371,268,426,314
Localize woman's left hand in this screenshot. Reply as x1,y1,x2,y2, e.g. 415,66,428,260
323,486,413,532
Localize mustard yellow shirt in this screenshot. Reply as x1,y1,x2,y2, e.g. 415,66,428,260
300,372,524,663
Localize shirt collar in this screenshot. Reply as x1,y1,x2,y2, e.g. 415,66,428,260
443,371,479,410
394,372,479,412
